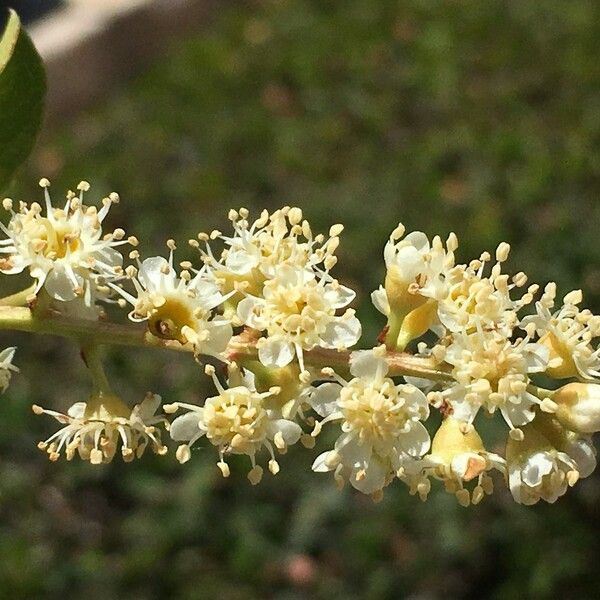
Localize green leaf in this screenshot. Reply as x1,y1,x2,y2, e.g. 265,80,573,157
0,9,46,191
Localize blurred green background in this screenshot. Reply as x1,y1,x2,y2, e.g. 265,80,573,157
2,0,600,598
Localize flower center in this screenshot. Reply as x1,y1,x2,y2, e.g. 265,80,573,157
148,296,197,342
339,379,408,442
204,388,269,453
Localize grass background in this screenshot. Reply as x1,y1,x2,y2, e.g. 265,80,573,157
2,1,600,597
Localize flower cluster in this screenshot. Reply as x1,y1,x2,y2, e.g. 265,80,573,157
2,179,600,507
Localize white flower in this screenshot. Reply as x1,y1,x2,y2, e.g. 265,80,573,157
435,330,549,433
371,226,456,350
237,265,360,372
197,207,344,289
0,346,18,392
33,392,167,464
166,365,302,483
0,180,134,305
418,418,505,506
437,243,536,336
114,250,233,356
310,346,430,496
374,226,456,309
506,424,581,505
522,284,600,380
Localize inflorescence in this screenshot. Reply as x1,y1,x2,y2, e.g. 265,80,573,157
0,179,599,506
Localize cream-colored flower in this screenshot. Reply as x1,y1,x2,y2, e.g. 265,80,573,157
506,423,582,505
371,226,455,349
522,284,600,380
33,392,167,464
114,250,232,356
0,347,18,392
194,207,344,301
0,180,134,305
419,417,505,506
434,330,549,433
437,243,536,336
237,265,360,372
166,365,302,483
311,347,430,496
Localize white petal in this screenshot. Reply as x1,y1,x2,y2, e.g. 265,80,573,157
320,316,361,349
138,257,172,291
200,319,233,356
237,296,264,329
564,437,597,478
258,337,294,368
170,412,203,441
350,456,387,495
309,382,341,417
395,421,430,457
324,284,356,309
336,435,371,467
136,393,161,419
501,393,536,428
44,267,78,301
370,287,390,316
397,384,429,418
521,451,554,487
312,451,335,473
268,419,302,445
349,349,388,380
68,402,87,418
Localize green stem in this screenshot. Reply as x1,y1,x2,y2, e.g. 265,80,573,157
0,284,37,307
81,343,111,394
0,305,453,382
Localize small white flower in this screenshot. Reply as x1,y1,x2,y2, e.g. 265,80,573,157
506,424,581,505
237,265,360,372
166,365,302,483
33,392,167,464
371,226,456,350
0,180,134,305
437,243,536,336
522,284,600,380
114,251,233,356
197,207,343,288
0,346,18,392
310,347,430,496
435,330,549,433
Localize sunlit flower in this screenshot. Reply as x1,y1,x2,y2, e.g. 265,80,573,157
33,392,167,463
114,248,233,356
0,346,18,392
237,265,360,373
311,346,430,496
522,284,600,380
193,207,344,305
437,243,537,336
166,364,302,483
419,417,505,506
433,330,549,434
0,179,135,305
371,226,456,348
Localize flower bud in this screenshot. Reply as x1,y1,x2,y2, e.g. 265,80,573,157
552,382,600,434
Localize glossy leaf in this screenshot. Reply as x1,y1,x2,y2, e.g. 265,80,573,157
0,9,46,191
